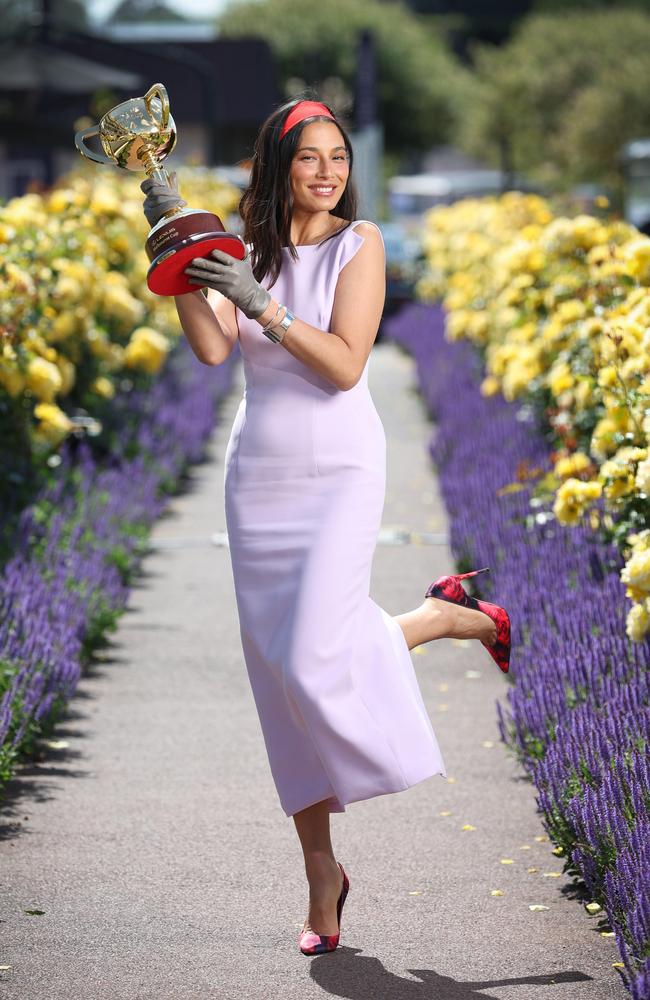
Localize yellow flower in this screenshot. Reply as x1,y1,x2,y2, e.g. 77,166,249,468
102,282,144,327
91,375,115,399
48,311,77,342
480,374,501,397
599,447,647,500
621,547,650,599
25,356,63,402
33,401,75,445
635,457,650,495
55,355,76,396
553,478,602,525
554,452,591,479
601,469,636,500
597,366,618,389
574,379,595,408
502,361,540,401
591,417,621,462
621,236,650,284
466,310,490,342
89,185,121,216
582,317,605,339
0,221,16,244
556,299,586,324
123,326,169,375
54,275,83,304
47,188,77,214
445,310,471,341
626,600,650,641
626,528,650,551
4,262,35,296
548,361,574,396
0,362,25,397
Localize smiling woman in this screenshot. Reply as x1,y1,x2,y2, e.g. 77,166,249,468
291,135,350,213
139,93,509,960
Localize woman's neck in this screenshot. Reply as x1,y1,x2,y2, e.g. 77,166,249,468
289,211,345,246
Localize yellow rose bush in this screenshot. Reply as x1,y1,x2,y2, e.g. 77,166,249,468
416,192,650,640
0,165,240,467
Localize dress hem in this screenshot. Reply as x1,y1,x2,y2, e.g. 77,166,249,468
282,764,447,818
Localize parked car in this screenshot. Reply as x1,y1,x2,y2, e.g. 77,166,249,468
621,137,650,234
377,219,423,319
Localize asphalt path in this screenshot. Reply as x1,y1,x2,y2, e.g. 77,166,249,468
0,341,625,1000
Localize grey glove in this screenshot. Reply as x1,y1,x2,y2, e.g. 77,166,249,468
141,171,187,227
185,248,271,320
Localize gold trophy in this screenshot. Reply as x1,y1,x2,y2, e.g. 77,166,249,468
74,83,246,295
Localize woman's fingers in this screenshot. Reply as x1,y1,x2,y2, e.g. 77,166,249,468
186,256,229,274
185,268,230,290
210,249,235,265
184,265,227,280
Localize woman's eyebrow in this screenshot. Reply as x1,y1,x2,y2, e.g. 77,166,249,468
296,146,347,153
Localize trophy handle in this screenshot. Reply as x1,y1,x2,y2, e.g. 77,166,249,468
144,83,170,128
74,126,114,165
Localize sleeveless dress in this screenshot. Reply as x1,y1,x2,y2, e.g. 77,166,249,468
223,219,447,816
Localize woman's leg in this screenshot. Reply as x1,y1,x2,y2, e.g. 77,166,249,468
395,595,497,651
293,798,345,936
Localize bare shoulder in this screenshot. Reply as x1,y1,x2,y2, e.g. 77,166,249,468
339,221,384,272
350,220,384,244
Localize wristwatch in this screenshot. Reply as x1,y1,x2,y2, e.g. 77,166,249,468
262,305,295,344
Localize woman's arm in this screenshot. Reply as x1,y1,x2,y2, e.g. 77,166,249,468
255,223,385,391
173,287,238,366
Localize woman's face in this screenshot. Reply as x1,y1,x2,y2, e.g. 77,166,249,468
288,120,350,214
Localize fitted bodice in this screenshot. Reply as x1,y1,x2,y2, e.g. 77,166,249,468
234,220,381,394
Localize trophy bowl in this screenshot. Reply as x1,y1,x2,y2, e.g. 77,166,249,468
74,83,246,296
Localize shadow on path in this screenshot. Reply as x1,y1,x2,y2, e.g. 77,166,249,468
309,949,592,999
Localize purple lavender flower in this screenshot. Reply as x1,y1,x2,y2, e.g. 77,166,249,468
384,303,650,996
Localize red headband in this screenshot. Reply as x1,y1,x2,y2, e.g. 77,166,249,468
279,101,335,140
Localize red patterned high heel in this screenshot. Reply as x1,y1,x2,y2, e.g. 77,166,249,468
298,861,350,956
425,566,511,673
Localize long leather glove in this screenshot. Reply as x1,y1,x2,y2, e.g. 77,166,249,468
185,248,271,320
141,171,187,227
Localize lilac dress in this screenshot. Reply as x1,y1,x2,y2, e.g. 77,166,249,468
224,219,446,816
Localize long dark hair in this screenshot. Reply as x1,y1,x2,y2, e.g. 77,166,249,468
239,95,359,288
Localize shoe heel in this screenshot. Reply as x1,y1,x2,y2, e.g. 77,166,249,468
477,600,511,673
457,566,490,580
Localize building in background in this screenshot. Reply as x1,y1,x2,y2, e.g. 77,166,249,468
0,4,279,198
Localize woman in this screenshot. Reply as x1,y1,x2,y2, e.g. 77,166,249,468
142,97,511,957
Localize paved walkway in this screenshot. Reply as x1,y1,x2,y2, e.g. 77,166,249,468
1,342,624,1000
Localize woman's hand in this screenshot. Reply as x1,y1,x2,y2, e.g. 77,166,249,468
141,171,187,227
185,249,271,320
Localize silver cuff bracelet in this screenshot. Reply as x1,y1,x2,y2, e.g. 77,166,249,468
261,305,295,344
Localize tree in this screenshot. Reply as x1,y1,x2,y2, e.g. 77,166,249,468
110,0,190,22
454,9,650,195
0,0,89,37
216,0,469,156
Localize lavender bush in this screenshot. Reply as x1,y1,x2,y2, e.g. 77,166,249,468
0,339,237,791
384,303,650,998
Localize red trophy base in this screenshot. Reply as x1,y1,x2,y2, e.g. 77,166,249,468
145,209,247,296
